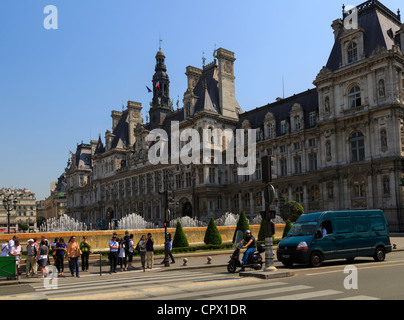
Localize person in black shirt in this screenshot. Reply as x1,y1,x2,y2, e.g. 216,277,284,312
238,230,257,266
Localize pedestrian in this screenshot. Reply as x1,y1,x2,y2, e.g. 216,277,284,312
36,240,49,278
26,239,37,277
51,237,59,264
146,233,154,269
80,236,91,272
127,234,135,270
41,235,50,266
10,240,22,275
0,240,9,257
118,238,127,271
55,237,66,276
138,235,147,272
66,236,81,277
108,234,119,273
167,233,175,264
8,235,18,253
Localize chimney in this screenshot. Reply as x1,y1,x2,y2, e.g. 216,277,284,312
216,48,240,120
111,110,123,131
331,19,343,41
399,24,404,54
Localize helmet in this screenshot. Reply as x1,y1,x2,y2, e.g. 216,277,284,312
245,230,251,235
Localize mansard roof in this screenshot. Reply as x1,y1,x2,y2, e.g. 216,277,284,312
110,110,130,149
326,0,402,71
192,62,221,114
237,89,319,134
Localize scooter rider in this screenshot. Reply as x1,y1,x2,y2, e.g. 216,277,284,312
238,230,257,267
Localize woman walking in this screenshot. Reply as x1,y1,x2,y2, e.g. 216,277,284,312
55,237,66,276
66,236,81,278
51,237,59,264
80,236,91,272
36,240,49,278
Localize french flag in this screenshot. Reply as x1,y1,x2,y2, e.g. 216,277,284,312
155,81,160,89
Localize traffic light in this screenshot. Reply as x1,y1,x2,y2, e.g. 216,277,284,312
261,156,277,183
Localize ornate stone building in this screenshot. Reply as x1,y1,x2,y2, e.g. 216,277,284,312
65,0,404,231
0,188,37,232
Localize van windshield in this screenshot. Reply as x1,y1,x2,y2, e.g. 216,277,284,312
287,221,318,237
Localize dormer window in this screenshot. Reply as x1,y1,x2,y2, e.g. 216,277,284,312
347,42,358,63
348,86,362,108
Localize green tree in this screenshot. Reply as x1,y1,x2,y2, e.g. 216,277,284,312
283,219,293,238
204,217,222,245
280,201,304,223
172,221,189,248
232,210,250,243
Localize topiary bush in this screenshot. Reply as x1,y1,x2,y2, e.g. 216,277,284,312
204,217,222,245
232,210,251,243
172,220,189,248
283,219,293,238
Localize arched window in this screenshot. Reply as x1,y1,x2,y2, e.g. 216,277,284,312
348,42,358,63
348,86,362,108
350,132,365,162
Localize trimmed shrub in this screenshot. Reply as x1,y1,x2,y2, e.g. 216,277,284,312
172,220,189,248
204,217,222,245
232,210,250,243
283,219,293,238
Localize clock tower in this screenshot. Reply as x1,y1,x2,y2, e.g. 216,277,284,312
149,48,172,129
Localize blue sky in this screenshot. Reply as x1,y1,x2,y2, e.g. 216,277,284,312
0,0,402,200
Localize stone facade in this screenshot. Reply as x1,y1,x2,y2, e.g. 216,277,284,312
65,0,404,231
0,188,37,232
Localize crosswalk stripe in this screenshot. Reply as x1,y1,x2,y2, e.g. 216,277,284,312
198,285,312,300
33,271,210,289
266,289,343,300
338,295,380,300
149,281,287,300
36,273,221,295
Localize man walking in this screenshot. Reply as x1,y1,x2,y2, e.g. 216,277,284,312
109,234,119,273
26,239,37,277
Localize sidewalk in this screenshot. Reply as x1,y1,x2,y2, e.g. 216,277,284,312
2,237,404,286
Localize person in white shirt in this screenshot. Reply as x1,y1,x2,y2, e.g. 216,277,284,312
118,238,127,271
10,240,22,275
0,241,9,257
127,234,134,270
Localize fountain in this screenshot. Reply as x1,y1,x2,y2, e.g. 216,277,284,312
169,216,206,228
117,213,157,230
215,212,239,226
40,215,88,232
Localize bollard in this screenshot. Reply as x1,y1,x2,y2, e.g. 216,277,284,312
207,256,212,265
183,258,188,266
99,253,102,276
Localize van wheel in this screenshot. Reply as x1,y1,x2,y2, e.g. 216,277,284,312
309,252,323,267
374,246,386,262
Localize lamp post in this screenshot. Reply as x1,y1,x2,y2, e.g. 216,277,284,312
2,194,18,234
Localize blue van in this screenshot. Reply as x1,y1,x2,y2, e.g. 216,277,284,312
277,210,392,267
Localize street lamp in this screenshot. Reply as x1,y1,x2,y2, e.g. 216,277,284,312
2,194,18,234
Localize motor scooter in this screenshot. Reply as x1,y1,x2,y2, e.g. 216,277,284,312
227,231,265,273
